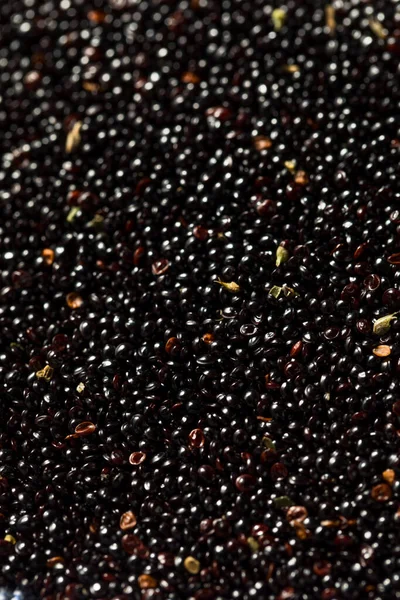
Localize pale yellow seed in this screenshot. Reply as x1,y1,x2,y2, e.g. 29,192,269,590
36,365,54,381
272,8,286,31
184,556,201,574
4,534,16,544
283,64,300,73
247,537,260,552
65,121,82,153
369,18,387,40
284,160,296,173
325,5,336,32
89,214,104,229
215,279,240,293
76,382,85,393
66,206,80,223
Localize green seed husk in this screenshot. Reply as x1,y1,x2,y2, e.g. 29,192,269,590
373,312,399,335
276,246,289,267
274,496,294,509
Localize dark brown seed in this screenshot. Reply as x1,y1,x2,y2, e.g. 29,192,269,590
47,556,64,567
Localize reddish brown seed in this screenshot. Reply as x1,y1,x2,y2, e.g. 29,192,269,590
371,483,392,502
266,563,275,581
66,292,83,309
74,421,96,436
294,170,309,185
392,401,400,416
257,416,272,422
158,552,175,566
181,72,200,84
290,341,302,357
277,588,295,600
388,253,400,264
360,544,375,566
253,136,272,151
295,524,311,540
120,511,137,531
152,258,170,275
82,81,101,93
270,462,288,480
121,534,142,555
165,337,179,354
138,574,157,589
188,429,205,448
286,506,308,525
354,242,368,259
313,561,332,576
129,451,146,465
202,333,214,344
321,589,337,600
193,225,209,240
320,520,341,528
133,246,145,266
205,106,233,121
87,10,106,23
46,556,64,567
372,345,391,358
256,199,276,217
42,248,55,265
382,469,395,485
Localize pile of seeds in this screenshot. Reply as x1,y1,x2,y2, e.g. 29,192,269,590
1,0,400,599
